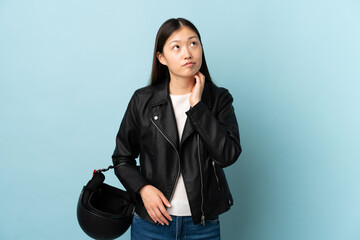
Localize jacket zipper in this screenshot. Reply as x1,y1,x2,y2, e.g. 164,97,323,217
150,118,181,203
197,134,206,225
212,161,221,191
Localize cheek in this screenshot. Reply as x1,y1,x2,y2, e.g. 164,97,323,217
168,56,182,68
163,50,179,67
198,49,203,60
196,53,203,69
195,49,203,63
198,53,203,64
195,63,202,73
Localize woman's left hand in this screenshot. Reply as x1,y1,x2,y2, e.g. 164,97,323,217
189,71,205,107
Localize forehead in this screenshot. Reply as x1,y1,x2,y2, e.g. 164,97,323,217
166,26,199,43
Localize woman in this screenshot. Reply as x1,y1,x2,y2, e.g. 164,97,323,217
112,18,242,240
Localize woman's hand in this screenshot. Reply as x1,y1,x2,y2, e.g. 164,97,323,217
138,185,172,225
189,71,205,107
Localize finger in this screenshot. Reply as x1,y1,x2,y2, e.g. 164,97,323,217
197,71,203,78
159,204,172,221
149,208,162,225
159,193,171,208
194,71,202,78
147,209,158,223
154,208,169,225
157,192,172,222
194,76,203,86
193,75,199,83
199,73,205,83
149,204,164,225
150,203,163,224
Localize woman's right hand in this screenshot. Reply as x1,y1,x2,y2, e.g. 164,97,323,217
138,185,172,225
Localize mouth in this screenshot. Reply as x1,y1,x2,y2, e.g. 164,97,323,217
183,62,195,67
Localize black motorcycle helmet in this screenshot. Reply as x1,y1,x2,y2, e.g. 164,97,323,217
77,170,134,239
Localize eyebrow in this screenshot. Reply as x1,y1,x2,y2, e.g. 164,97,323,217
169,36,198,45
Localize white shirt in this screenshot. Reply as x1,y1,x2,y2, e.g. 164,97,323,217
167,92,192,216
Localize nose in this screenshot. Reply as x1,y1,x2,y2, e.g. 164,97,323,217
183,45,192,59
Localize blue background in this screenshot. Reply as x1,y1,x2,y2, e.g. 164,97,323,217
1,0,359,239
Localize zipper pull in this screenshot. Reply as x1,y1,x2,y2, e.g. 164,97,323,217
201,215,205,225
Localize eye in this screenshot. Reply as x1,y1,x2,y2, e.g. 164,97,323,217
173,45,180,50
191,41,197,47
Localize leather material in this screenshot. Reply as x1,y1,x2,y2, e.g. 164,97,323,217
112,76,242,225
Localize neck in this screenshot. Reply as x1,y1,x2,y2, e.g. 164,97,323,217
168,75,195,95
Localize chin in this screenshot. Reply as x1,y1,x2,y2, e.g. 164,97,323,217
172,68,200,79
187,68,201,76
183,72,198,78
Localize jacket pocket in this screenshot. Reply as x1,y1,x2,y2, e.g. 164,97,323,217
212,160,221,191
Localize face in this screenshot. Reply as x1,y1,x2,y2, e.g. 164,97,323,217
157,26,203,80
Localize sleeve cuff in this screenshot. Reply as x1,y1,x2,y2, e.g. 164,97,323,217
186,100,208,117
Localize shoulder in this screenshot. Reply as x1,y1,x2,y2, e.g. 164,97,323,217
127,84,156,102
205,82,233,101
210,82,230,93
126,84,156,109
133,84,155,97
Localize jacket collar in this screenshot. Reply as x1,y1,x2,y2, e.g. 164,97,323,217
150,75,214,150
150,75,213,109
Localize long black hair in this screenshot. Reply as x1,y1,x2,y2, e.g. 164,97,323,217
149,18,213,86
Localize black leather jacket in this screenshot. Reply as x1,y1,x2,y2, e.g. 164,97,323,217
112,77,242,225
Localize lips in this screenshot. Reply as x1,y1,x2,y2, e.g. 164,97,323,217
184,62,195,66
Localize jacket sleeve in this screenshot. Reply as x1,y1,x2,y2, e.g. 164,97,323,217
186,89,242,168
112,91,150,200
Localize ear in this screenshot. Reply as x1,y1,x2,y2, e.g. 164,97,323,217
157,52,167,66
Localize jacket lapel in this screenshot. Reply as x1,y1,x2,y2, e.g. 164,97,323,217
150,77,180,151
